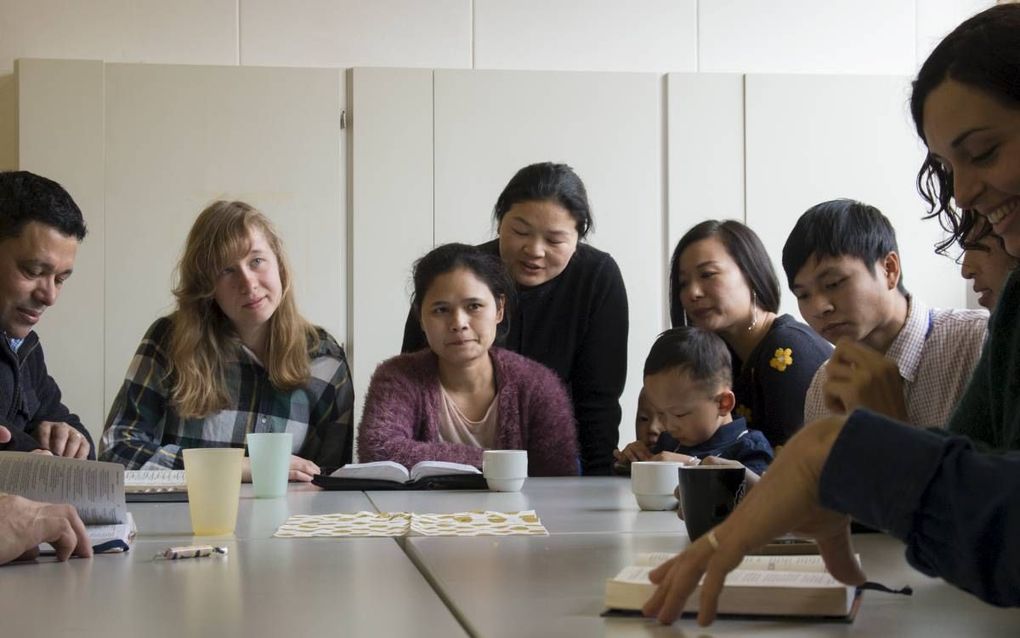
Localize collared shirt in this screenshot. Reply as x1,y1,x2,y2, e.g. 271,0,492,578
805,297,988,428
6,337,24,353
99,316,354,471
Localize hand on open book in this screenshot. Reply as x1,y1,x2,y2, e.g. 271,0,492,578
0,494,93,565
642,416,867,626
823,339,908,421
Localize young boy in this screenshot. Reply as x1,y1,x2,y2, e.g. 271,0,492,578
613,327,773,477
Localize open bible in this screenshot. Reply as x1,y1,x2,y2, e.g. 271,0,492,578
313,460,487,491
0,452,136,553
604,552,860,621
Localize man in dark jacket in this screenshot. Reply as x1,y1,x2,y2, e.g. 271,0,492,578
0,171,93,459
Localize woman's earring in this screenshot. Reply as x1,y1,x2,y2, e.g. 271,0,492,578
748,290,759,332
683,309,690,326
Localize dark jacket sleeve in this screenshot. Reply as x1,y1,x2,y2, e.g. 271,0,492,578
820,409,1020,606
725,430,773,476
24,341,95,459
572,254,628,475
0,424,44,452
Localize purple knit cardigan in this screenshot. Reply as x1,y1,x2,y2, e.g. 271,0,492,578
357,348,579,476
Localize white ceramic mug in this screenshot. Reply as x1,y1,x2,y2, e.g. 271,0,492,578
482,450,528,492
631,461,683,511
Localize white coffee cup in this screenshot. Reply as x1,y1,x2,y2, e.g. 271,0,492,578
482,450,528,492
631,461,683,511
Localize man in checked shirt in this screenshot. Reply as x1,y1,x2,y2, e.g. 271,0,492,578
782,198,988,429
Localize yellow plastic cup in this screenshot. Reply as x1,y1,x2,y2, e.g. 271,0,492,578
183,447,244,536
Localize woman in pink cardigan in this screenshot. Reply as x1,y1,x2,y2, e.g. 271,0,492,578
358,243,579,476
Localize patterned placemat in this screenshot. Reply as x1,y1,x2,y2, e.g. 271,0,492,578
274,511,409,537
273,510,548,537
411,510,547,536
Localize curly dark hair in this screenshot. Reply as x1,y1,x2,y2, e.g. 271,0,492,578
909,4,1020,256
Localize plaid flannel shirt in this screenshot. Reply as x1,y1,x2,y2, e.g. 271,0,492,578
99,317,353,470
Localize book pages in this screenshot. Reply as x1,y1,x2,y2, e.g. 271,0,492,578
124,469,186,493
273,510,548,537
0,451,127,524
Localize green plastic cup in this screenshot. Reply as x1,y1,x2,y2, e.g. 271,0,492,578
247,432,292,498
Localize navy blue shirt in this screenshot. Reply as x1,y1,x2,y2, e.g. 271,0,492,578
653,417,773,476
821,409,1020,607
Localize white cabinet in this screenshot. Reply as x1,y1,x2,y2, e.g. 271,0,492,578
666,72,745,311
18,60,345,442
16,59,969,449
349,67,435,431
745,73,963,320
431,69,663,435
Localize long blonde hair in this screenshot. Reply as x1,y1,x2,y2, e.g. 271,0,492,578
168,201,319,418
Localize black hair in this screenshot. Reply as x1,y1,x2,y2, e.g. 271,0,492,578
909,4,1020,255
411,243,516,336
959,209,1012,259
0,171,87,241
643,326,732,393
781,198,907,294
493,162,593,239
668,219,780,328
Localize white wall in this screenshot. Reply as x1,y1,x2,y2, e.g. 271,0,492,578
0,1,996,450
0,1,994,76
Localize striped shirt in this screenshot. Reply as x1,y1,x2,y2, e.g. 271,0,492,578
805,298,988,428
99,317,354,470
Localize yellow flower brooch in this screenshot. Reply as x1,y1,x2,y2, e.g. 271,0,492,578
769,347,793,372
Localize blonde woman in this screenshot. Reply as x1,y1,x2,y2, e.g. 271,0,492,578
99,201,353,480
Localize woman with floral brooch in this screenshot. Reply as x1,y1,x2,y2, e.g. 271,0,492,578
669,220,831,448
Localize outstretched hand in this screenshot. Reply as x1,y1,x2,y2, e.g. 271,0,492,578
642,416,867,625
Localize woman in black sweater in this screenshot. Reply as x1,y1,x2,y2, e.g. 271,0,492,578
403,162,629,475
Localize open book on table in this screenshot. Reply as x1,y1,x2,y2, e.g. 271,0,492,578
125,469,188,502
313,460,487,491
604,552,860,621
0,451,136,553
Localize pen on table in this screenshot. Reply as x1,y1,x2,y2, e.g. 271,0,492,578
154,545,229,560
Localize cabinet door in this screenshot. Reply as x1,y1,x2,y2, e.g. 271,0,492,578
745,74,963,321
17,60,106,440
433,69,663,436
104,64,344,414
666,72,745,284
349,67,434,441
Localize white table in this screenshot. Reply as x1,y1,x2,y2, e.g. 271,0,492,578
3,478,1017,637
130,484,376,539
368,476,685,534
0,537,467,638
405,532,1020,637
